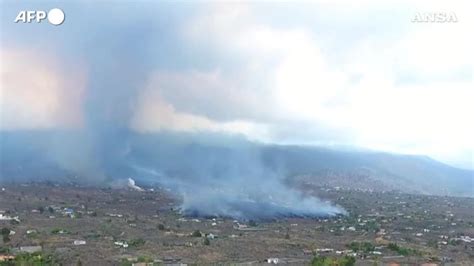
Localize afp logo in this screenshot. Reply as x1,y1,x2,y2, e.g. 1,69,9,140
14,8,65,26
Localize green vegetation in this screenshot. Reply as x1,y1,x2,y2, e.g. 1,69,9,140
120,256,157,266
85,231,101,239
360,220,379,232
157,224,165,230
192,230,202,237
51,228,69,234
427,240,438,248
387,243,422,256
128,238,146,247
26,232,39,239
347,241,375,253
203,237,210,245
311,255,356,266
248,220,257,227
1,227,10,243
120,259,133,266
137,255,153,263
0,252,57,265
449,239,461,246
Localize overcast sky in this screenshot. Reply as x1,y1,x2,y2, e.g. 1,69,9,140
1,1,472,169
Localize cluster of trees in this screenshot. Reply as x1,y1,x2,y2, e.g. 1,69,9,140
0,252,57,265
190,230,211,245
387,243,422,256
311,256,356,266
1,227,10,243
51,228,70,234
347,241,375,253
128,238,145,248
191,230,202,237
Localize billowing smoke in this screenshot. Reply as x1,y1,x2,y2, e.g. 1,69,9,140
0,130,345,220
124,134,345,219
0,3,345,219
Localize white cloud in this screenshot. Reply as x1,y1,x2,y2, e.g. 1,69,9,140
179,2,473,167
130,73,269,140
0,49,86,130
2,1,471,167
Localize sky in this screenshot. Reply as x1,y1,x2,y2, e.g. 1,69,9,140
1,0,473,169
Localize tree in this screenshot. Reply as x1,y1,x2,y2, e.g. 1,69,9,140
129,238,146,247
1,227,11,243
311,256,355,266
1,227,10,236
192,230,202,237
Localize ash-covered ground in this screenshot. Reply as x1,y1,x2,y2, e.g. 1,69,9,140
1,182,473,265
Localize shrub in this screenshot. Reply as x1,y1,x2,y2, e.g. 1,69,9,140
11,252,57,264
1,227,11,243
311,255,356,266
192,230,202,237
129,238,146,247
137,255,153,262
1,227,10,236
348,241,375,253
51,228,69,234
387,243,421,256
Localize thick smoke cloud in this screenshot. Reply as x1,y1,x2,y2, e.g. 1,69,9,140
127,133,344,219
5,2,470,218
0,2,345,219
0,130,346,219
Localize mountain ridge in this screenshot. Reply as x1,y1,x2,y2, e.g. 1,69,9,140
1,130,472,197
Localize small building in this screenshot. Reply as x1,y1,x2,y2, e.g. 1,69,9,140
73,240,86,245
206,233,217,239
26,229,37,235
316,248,334,253
19,246,42,253
0,214,20,223
63,208,74,217
114,241,129,248
266,257,279,264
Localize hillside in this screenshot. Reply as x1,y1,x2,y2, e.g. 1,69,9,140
1,131,472,197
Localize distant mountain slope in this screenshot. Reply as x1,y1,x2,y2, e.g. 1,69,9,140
1,131,473,197
262,146,474,197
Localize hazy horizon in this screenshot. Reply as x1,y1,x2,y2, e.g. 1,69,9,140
1,1,472,170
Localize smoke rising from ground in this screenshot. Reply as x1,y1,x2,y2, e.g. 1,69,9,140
0,3,350,219
125,134,345,219
0,130,345,219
